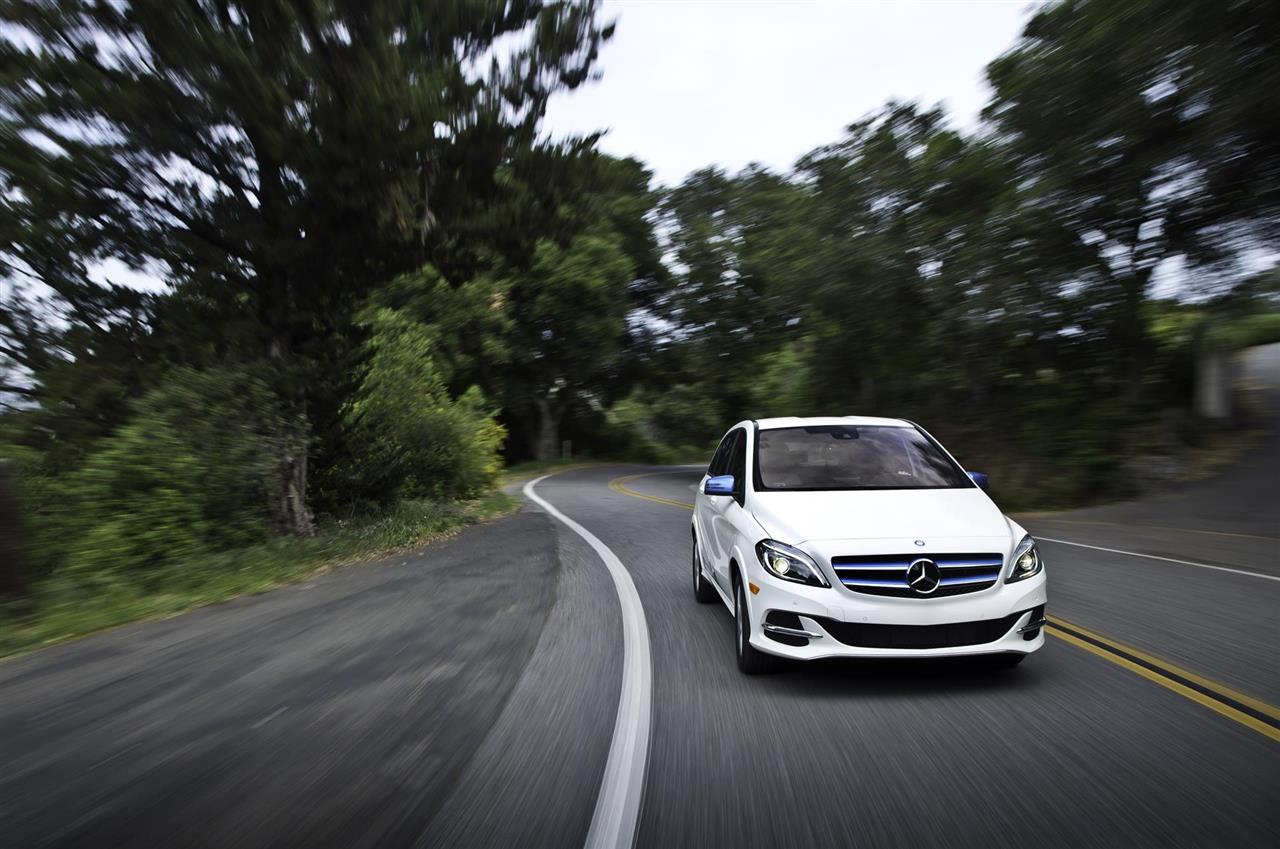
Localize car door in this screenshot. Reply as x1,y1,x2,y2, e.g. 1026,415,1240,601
696,429,736,575
707,428,747,591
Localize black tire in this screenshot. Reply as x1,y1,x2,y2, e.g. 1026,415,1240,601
734,579,775,674
692,541,717,603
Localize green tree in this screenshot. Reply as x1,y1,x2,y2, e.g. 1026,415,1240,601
984,0,1280,399
654,165,813,421
504,227,634,459
799,103,1091,410
420,151,663,461
0,0,611,529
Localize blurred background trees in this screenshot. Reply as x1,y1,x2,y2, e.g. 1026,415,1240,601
1,0,1277,602
629,0,1279,502
0,0,611,537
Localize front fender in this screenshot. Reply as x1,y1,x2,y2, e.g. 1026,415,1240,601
728,539,757,605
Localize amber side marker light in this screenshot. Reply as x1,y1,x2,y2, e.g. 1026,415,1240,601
749,582,760,595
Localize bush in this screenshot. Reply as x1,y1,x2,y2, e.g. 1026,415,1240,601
63,411,208,586
135,367,289,546
0,444,74,587
602,386,719,463
2,365,296,588
343,308,505,501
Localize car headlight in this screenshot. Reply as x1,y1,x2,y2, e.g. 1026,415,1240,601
755,539,829,588
1007,534,1043,583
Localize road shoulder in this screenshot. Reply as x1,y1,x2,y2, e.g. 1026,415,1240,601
0,509,568,849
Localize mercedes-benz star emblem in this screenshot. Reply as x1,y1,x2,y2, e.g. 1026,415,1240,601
906,558,941,594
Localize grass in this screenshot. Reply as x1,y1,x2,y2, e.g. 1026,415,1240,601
0,490,518,659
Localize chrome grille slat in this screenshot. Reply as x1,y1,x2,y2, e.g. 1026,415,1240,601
832,564,909,571
831,552,1004,598
940,573,1001,585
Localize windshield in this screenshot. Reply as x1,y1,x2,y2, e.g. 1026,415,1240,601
754,425,973,490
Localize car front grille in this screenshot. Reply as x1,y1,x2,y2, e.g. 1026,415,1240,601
831,553,1004,598
811,610,1025,649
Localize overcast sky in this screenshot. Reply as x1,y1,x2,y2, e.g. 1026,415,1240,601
544,0,1039,187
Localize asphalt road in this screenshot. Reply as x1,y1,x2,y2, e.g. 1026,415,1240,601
585,464,1278,848
1,348,1277,848
0,511,621,849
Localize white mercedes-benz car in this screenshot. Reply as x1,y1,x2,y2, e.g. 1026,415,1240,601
692,417,1047,673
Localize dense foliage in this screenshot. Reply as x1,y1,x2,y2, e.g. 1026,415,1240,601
627,1,1280,503
1,0,1277,610
341,306,504,504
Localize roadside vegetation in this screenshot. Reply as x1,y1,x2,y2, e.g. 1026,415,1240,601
0,491,515,658
1,1,1277,646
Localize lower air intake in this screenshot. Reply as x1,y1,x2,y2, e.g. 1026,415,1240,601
812,611,1024,649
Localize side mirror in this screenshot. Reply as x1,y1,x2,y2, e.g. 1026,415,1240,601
704,474,735,496
967,471,989,491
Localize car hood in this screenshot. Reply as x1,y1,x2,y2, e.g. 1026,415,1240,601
748,488,1012,544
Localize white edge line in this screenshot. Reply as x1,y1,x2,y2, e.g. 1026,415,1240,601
1037,537,1280,582
524,474,652,849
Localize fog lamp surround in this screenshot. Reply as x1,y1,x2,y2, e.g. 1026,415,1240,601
755,539,829,588
1007,534,1043,583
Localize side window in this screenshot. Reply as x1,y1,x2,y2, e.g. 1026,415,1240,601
708,431,735,477
728,430,747,493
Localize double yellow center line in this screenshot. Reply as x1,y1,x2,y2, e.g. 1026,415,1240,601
1045,617,1280,742
608,471,1280,743
608,473,698,510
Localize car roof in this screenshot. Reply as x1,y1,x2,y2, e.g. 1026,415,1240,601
752,415,913,430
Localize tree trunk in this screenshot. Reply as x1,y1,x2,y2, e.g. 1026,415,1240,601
268,325,314,537
533,395,562,461
249,98,315,536
279,414,316,536
0,460,28,598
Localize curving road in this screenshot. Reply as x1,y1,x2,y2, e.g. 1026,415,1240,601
1,346,1277,848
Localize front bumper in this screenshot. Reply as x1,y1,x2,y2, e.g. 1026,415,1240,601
745,563,1047,661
